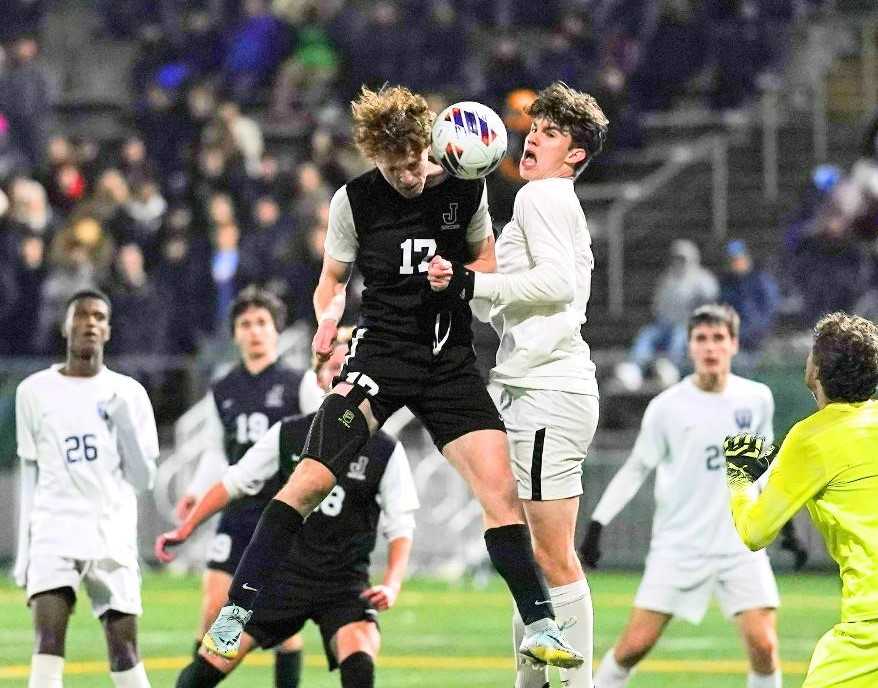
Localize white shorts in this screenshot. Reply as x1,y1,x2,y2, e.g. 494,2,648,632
634,550,780,624
25,555,143,618
492,385,599,501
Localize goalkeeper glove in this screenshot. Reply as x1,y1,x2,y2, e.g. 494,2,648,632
780,521,808,571
578,521,603,569
723,433,778,489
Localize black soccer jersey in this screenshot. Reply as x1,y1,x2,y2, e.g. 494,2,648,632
210,360,303,510
344,169,486,345
276,414,399,587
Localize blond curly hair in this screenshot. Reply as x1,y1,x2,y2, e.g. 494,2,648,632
351,85,434,160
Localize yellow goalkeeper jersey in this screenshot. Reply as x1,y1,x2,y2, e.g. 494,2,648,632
729,400,878,622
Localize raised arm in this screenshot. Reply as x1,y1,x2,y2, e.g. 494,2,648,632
727,430,828,551
155,422,284,562
471,185,576,305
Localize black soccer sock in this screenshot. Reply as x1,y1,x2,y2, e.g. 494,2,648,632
274,649,302,688
485,524,554,625
339,652,374,688
176,655,227,688
228,499,305,609
192,639,201,659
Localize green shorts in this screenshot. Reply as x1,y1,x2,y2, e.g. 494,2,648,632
803,619,878,687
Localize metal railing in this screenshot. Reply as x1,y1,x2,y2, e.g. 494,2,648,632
577,135,729,317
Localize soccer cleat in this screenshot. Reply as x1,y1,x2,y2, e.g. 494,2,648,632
202,604,253,659
519,617,585,669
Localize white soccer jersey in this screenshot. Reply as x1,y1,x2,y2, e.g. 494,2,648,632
15,365,159,566
472,178,597,395
592,374,774,557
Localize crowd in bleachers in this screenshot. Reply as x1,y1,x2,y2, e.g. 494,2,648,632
0,0,860,394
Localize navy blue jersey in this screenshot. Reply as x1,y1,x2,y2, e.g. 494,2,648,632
211,360,303,511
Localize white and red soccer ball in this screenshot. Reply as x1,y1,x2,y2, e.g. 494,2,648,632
431,101,508,180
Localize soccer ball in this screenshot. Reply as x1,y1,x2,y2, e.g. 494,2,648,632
431,101,508,180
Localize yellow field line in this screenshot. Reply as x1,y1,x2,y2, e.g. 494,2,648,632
0,654,812,679
0,589,837,610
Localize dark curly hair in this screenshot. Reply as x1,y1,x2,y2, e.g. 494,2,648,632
812,312,878,402
229,285,286,335
526,81,609,176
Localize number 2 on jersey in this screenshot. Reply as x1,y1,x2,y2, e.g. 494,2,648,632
399,238,437,274
65,434,98,463
705,444,723,471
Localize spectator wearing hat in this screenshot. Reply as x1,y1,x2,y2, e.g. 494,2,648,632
615,239,719,390
719,239,780,360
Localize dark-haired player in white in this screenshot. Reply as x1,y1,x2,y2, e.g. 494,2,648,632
157,332,417,688
584,305,785,688
430,81,609,688
15,289,159,688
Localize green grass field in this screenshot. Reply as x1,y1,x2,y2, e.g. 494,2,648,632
0,571,841,687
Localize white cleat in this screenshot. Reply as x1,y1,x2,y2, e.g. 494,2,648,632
202,604,253,659
519,618,584,669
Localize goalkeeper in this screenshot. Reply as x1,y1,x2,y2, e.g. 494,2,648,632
585,305,796,688
725,311,878,688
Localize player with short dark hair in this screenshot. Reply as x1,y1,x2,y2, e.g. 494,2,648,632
724,312,878,687
157,333,417,688
175,285,305,686
429,80,608,688
204,85,582,669
15,290,159,688
586,304,787,688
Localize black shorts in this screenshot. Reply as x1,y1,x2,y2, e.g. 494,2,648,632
336,329,505,450
247,582,378,670
205,506,261,575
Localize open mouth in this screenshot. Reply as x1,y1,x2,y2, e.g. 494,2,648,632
520,150,537,169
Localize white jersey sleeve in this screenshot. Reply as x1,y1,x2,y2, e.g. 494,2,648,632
377,442,419,541
222,421,282,499
324,185,358,263
188,392,229,497
15,382,38,462
472,181,575,305
115,379,159,492
14,459,37,586
465,183,492,245
591,399,665,525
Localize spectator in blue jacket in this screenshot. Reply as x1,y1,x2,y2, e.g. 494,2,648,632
719,239,780,355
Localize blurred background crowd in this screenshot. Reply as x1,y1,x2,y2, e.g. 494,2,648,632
0,0,876,422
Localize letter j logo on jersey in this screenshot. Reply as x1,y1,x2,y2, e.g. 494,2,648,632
734,408,753,430
339,410,356,429
441,202,460,231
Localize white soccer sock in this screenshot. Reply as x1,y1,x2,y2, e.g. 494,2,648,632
110,662,151,688
549,579,593,688
513,607,549,688
593,648,632,688
747,670,782,688
29,654,63,688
